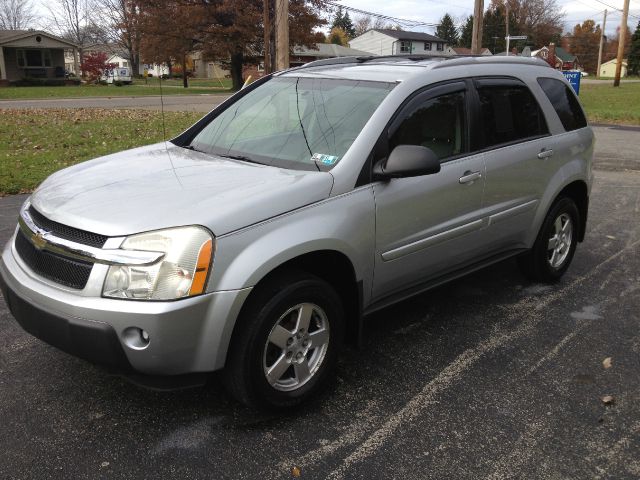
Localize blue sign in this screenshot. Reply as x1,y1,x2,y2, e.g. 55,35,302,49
562,71,581,95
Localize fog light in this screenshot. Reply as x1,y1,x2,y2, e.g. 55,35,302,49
122,327,150,350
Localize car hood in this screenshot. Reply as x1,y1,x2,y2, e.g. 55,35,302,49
30,142,334,237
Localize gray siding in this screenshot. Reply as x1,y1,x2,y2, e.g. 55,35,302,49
349,31,396,55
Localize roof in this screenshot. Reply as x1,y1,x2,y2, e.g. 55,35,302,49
555,47,576,62
0,29,78,47
601,58,628,66
84,43,128,59
371,29,445,43
293,43,370,58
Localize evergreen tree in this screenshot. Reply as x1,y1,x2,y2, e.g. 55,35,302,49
332,7,356,38
483,7,506,53
436,14,459,45
629,21,640,76
458,15,474,48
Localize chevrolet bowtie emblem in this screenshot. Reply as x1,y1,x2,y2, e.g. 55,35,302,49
31,231,47,250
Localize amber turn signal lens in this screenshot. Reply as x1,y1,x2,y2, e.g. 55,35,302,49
189,238,213,295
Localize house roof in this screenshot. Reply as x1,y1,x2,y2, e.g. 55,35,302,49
293,43,371,58
372,29,445,43
0,29,78,48
84,43,128,59
555,47,576,62
601,58,627,66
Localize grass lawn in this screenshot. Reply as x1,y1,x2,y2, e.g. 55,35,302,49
0,78,232,100
579,82,640,125
0,108,202,195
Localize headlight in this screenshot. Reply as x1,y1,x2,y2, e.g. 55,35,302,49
103,226,214,300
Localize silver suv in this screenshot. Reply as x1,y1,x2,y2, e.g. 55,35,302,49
0,56,593,409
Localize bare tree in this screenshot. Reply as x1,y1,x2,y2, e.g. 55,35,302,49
352,13,394,36
353,14,371,37
96,0,141,75
0,0,36,29
45,0,98,65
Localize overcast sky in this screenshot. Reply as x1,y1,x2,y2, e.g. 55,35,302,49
329,0,640,37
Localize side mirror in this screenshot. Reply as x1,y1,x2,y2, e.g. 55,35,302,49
373,145,441,179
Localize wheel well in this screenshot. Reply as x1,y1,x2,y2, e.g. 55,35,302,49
246,251,362,346
556,180,589,242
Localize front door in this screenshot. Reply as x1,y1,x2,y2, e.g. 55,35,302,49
372,82,486,301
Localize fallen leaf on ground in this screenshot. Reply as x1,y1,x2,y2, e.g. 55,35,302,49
601,395,615,405
602,357,612,369
292,466,301,477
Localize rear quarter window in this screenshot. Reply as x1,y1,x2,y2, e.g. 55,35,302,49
476,83,548,148
537,77,588,132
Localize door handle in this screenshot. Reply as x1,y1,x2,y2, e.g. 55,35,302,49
537,148,554,159
459,171,482,184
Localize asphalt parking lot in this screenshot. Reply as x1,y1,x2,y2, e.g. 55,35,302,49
1,125,639,479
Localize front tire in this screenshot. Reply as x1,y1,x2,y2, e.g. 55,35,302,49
518,197,580,282
223,271,344,410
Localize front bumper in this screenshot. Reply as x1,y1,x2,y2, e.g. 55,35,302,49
1,235,252,375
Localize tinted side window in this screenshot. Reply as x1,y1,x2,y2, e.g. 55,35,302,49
390,92,466,161
477,85,548,148
537,77,588,131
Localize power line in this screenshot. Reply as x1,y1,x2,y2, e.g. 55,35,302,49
325,1,440,28
591,0,640,20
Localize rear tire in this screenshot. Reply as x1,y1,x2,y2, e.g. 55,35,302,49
223,270,344,410
518,197,579,282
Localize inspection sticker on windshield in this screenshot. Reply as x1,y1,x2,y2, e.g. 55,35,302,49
311,153,339,165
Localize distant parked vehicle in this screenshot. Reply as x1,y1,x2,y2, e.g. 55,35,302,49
101,67,132,85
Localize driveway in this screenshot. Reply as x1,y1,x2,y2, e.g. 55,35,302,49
0,94,232,112
0,128,639,479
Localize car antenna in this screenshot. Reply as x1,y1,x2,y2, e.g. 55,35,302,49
158,66,183,187
159,70,167,144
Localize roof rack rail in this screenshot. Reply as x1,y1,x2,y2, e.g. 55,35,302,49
430,55,549,69
282,54,448,73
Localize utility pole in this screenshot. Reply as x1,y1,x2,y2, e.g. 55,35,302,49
471,0,484,54
275,0,289,70
505,1,510,55
614,0,630,87
596,9,607,79
613,0,629,87
264,0,271,74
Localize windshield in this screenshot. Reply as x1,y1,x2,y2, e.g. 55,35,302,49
190,76,395,171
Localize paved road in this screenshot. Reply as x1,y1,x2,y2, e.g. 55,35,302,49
0,128,639,479
0,94,232,112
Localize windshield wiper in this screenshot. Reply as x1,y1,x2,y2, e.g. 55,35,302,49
183,144,200,152
218,153,263,165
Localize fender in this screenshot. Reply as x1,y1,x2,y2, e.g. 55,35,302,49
209,186,375,296
525,157,590,247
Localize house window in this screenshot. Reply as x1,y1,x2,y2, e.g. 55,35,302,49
437,43,444,51
424,42,432,51
400,41,411,53
17,49,52,68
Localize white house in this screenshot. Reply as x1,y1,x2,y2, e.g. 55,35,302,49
599,58,627,78
349,29,449,57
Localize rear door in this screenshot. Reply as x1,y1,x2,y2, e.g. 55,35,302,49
473,78,551,249
372,81,487,300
